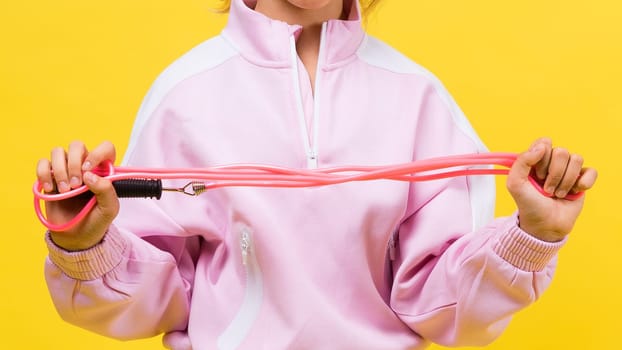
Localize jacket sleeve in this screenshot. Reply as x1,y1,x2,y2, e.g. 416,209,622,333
389,78,566,346
43,70,219,340
44,226,198,340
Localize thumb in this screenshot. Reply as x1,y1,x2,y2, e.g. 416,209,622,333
507,144,548,198
510,144,546,181
83,171,119,222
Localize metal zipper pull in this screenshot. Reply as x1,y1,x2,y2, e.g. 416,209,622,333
240,227,251,266
388,232,398,261
308,151,318,169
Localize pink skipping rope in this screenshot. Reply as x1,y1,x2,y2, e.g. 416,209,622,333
33,152,582,232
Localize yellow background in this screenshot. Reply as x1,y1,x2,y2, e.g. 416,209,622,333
1,0,620,349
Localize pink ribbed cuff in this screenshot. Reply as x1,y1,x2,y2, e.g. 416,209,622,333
493,215,567,272
45,225,127,281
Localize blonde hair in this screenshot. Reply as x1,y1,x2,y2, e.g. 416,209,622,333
213,0,381,16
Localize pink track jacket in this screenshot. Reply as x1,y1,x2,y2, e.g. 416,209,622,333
45,0,566,349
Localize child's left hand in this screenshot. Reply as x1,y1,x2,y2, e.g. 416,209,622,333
506,138,598,242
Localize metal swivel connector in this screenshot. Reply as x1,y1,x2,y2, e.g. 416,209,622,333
163,181,208,196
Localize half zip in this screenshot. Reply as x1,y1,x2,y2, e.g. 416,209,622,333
289,23,327,169
217,225,264,350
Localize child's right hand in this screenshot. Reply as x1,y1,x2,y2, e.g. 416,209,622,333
36,141,120,251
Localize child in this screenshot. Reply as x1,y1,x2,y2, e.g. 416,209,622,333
38,0,597,349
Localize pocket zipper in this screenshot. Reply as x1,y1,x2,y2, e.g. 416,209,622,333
217,224,264,350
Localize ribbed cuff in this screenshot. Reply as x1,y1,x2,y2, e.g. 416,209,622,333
45,225,128,281
493,214,567,272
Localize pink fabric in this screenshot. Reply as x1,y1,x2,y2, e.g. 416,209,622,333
44,0,566,349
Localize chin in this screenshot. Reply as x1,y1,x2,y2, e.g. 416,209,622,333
287,0,335,10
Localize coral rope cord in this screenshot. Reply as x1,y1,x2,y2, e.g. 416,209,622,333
33,152,582,232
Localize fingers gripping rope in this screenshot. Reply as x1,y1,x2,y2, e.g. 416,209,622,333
33,152,582,232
